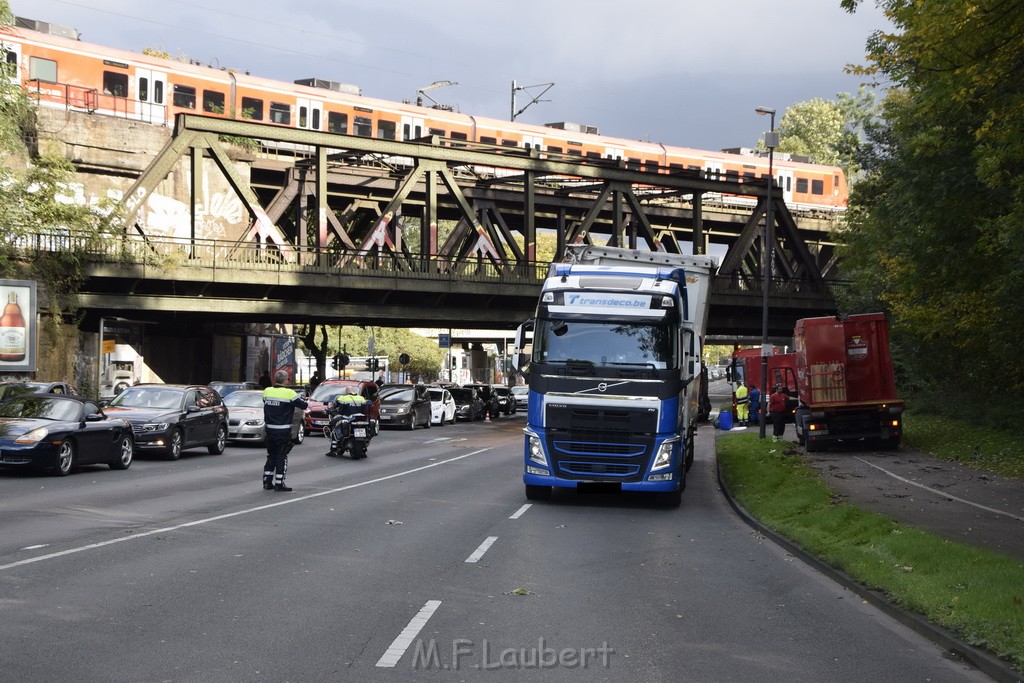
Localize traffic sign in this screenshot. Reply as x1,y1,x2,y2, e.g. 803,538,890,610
438,333,450,348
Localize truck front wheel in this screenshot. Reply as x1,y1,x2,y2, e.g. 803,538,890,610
525,484,551,500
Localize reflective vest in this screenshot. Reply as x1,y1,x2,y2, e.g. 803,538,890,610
736,385,749,405
263,385,307,429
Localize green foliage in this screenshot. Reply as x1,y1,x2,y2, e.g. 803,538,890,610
837,1,1024,396
718,432,1024,670
306,326,447,381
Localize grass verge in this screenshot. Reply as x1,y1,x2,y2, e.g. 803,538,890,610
717,432,1024,673
902,411,1024,479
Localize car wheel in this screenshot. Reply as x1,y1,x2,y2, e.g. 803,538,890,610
166,429,183,460
293,423,305,445
53,440,75,476
207,424,227,454
109,435,134,470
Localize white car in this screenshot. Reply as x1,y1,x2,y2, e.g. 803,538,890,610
511,385,529,411
428,387,456,426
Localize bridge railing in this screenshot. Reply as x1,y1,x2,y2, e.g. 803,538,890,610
12,230,847,297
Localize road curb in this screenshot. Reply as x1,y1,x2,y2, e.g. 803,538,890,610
715,458,1022,683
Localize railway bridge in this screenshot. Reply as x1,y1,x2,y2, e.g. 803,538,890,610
44,113,844,341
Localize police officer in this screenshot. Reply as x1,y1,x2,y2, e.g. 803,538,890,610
328,390,367,456
262,370,308,492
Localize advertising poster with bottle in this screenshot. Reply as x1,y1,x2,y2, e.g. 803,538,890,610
0,279,36,373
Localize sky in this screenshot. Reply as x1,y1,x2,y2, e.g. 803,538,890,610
14,0,889,152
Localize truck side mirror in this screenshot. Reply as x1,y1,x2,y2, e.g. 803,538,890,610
514,319,535,376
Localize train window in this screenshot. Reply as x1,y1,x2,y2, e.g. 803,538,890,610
795,177,808,193
428,128,446,137
203,90,225,114
480,136,497,145
644,160,659,173
269,102,291,125
811,179,824,195
377,120,397,140
547,146,562,154
102,71,128,97
29,56,57,82
834,174,840,186
450,131,468,147
154,80,164,104
567,149,582,156
725,170,739,182
311,108,320,130
742,172,754,180
172,84,197,109
328,111,348,134
626,158,641,170
501,140,518,147
585,151,600,159
241,96,264,120
299,105,307,128
669,163,684,173
353,116,373,137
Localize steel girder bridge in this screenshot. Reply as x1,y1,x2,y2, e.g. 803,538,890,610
79,114,842,336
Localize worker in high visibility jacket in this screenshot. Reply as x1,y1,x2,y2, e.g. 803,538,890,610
262,370,308,492
735,381,750,426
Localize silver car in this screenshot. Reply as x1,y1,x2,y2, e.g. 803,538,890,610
511,385,529,411
223,390,305,445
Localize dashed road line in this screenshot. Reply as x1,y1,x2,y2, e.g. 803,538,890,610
465,536,498,563
375,600,442,668
509,503,532,519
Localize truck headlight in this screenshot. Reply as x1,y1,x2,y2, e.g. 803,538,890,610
651,437,679,471
526,431,547,466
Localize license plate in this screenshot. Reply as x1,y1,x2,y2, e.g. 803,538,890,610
354,428,366,438
313,420,328,426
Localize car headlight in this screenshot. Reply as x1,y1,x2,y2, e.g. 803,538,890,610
651,437,679,472
396,407,408,414
15,427,49,444
245,419,264,426
526,430,547,466
142,422,169,432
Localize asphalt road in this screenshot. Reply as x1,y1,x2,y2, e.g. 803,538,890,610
0,413,992,681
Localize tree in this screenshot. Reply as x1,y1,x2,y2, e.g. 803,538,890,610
838,0,1024,408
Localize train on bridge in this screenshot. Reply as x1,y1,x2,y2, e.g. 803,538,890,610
3,17,847,216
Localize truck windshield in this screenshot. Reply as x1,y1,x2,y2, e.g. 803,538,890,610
533,320,675,369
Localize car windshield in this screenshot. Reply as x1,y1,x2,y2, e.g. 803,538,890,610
0,396,80,421
450,389,474,401
223,391,264,408
428,389,445,401
511,386,528,395
493,388,509,396
109,387,184,410
533,319,675,369
383,389,414,402
211,383,244,397
0,383,45,400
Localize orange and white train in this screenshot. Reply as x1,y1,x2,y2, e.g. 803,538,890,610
2,18,847,214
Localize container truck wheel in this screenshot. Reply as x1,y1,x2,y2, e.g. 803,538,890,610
655,487,682,508
525,484,551,500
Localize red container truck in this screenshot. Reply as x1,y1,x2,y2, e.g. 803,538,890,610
793,313,903,451
727,347,799,422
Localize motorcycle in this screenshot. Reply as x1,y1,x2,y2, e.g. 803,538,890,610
324,402,373,459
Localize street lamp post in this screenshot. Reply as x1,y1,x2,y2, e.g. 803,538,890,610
756,106,778,439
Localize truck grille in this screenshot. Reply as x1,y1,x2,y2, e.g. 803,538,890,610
544,403,656,482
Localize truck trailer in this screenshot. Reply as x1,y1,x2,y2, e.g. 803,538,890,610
793,313,903,451
514,245,716,506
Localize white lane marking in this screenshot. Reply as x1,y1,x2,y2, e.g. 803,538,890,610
0,449,492,573
465,536,498,563
509,504,532,519
375,600,442,668
20,544,48,551
854,457,1024,522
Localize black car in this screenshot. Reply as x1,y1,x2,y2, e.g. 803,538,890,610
104,384,228,460
0,381,78,401
463,384,501,418
450,387,485,421
491,386,516,415
0,394,134,476
378,384,432,430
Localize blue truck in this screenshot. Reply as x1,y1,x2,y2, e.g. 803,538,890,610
514,245,716,507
